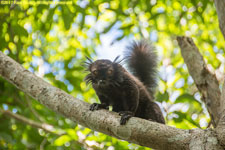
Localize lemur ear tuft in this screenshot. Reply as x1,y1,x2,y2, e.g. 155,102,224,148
113,55,125,65
82,56,93,71
86,56,93,64
113,55,120,63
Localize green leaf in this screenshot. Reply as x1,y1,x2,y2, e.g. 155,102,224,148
119,24,133,30
111,34,125,45
102,20,117,33
66,129,78,140
156,91,169,102
54,135,71,146
175,94,201,105
62,6,74,30
173,111,200,128
12,23,28,37
47,7,56,22
0,132,13,143
80,13,86,29
37,5,49,14
0,37,7,49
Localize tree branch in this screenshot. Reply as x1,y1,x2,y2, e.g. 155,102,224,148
0,108,61,135
216,80,225,146
211,0,225,146
0,108,89,148
0,52,192,149
214,0,225,39
24,94,45,122
219,81,225,121
40,138,47,150
176,36,221,127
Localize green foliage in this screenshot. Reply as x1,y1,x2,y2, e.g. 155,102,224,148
0,0,224,149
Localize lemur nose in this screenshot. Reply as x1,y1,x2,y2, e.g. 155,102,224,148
98,80,106,85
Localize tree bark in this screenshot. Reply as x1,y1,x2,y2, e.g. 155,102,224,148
214,0,225,39
213,0,225,146
177,36,221,127
216,81,225,147
176,36,225,149
189,128,223,150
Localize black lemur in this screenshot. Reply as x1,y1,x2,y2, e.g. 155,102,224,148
84,40,165,125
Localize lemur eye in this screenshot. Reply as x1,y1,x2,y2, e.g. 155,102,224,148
107,69,113,75
92,70,98,75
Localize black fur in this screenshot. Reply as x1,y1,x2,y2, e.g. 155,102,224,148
84,40,165,125
124,40,158,95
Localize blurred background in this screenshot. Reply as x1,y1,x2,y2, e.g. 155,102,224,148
0,0,224,149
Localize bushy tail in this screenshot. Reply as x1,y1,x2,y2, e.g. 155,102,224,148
124,40,158,95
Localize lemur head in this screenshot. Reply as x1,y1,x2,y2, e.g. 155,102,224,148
84,56,124,87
